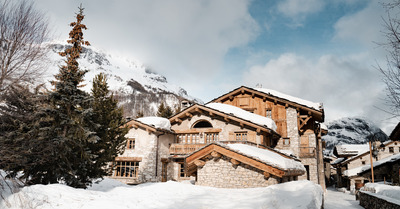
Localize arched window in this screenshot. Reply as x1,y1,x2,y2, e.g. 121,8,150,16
193,120,213,128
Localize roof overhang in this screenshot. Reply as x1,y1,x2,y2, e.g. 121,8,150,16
125,119,174,135
185,143,305,178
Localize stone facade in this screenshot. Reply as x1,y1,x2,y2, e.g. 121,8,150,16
282,107,300,156
196,156,281,188
111,127,175,184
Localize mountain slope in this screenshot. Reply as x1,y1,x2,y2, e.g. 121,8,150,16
322,117,388,156
45,41,201,117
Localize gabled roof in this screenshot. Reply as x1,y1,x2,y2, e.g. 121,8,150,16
185,143,305,178
169,103,280,138
208,86,324,121
343,153,400,177
125,118,174,134
334,141,398,165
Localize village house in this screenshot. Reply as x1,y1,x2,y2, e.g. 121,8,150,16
332,123,400,190
110,86,327,189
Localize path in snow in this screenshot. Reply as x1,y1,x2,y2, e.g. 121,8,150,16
324,187,363,209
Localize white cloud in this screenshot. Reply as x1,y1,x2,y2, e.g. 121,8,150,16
277,0,324,21
242,53,393,131
333,0,386,46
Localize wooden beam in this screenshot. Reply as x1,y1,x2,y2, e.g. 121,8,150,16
263,97,266,102
251,93,255,98
194,159,206,168
224,117,230,122
263,172,270,178
241,89,245,94
231,158,240,165
186,112,193,117
175,118,182,123
211,151,221,159
256,128,261,134
209,112,214,116
229,96,233,101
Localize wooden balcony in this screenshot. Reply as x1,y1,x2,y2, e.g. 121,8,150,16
299,147,316,158
169,143,206,155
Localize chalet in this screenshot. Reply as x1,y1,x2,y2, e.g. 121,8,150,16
111,86,327,189
206,86,326,188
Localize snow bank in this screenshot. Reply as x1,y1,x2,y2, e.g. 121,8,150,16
2,179,323,209
363,183,400,205
227,144,305,172
206,103,277,131
255,88,322,110
136,116,171,131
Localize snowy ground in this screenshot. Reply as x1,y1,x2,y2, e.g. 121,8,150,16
1,179,323,209
324,187,363,209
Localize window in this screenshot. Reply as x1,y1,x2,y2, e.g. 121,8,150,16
179,163,187,178
177,133,200,144
126,138,135,149
235,132,247,141
362,161,366,165
283,138,290,146
266,109,272,119
205,133,219,143
114,161,139,178
193,120,213,128
389,147,394,153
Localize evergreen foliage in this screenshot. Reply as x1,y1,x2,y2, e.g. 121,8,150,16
156,102,173,118
0,6,128,189
88,73,128,178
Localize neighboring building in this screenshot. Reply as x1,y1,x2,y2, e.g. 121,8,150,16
332,141,400,190
110,86,326,189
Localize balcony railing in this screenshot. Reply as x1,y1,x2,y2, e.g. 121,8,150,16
169,141,270,155
169,143,206,155
299,147,316,158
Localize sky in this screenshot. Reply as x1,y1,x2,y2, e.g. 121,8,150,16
32,0,399,133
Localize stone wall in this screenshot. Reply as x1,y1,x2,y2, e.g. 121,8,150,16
359,191,400,209
196,156,280,188
282,107,300,156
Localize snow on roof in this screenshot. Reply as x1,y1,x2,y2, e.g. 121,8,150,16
343,153,400,177
226,144,305,172
320,123,328,131
335,144,369,156
255,88,322,110
136,117,171,131
331,157,345,165
206,103,277,131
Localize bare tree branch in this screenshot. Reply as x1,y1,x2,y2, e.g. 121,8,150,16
0,0,50,93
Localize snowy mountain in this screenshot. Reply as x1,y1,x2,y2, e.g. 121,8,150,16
322,117,388,156
44,41,201,117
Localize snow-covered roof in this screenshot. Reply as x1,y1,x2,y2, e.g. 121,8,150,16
331,157,345,165
206,103,277,131
320,123,328,131
343,153,400,177
255,88,322,110
226,144,305,172
136,117,171,131
335,144,369,157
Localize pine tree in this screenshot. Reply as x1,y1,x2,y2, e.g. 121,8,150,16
88,73,128,177
156,102,166,117
156,102,173,118
45,5,95,188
